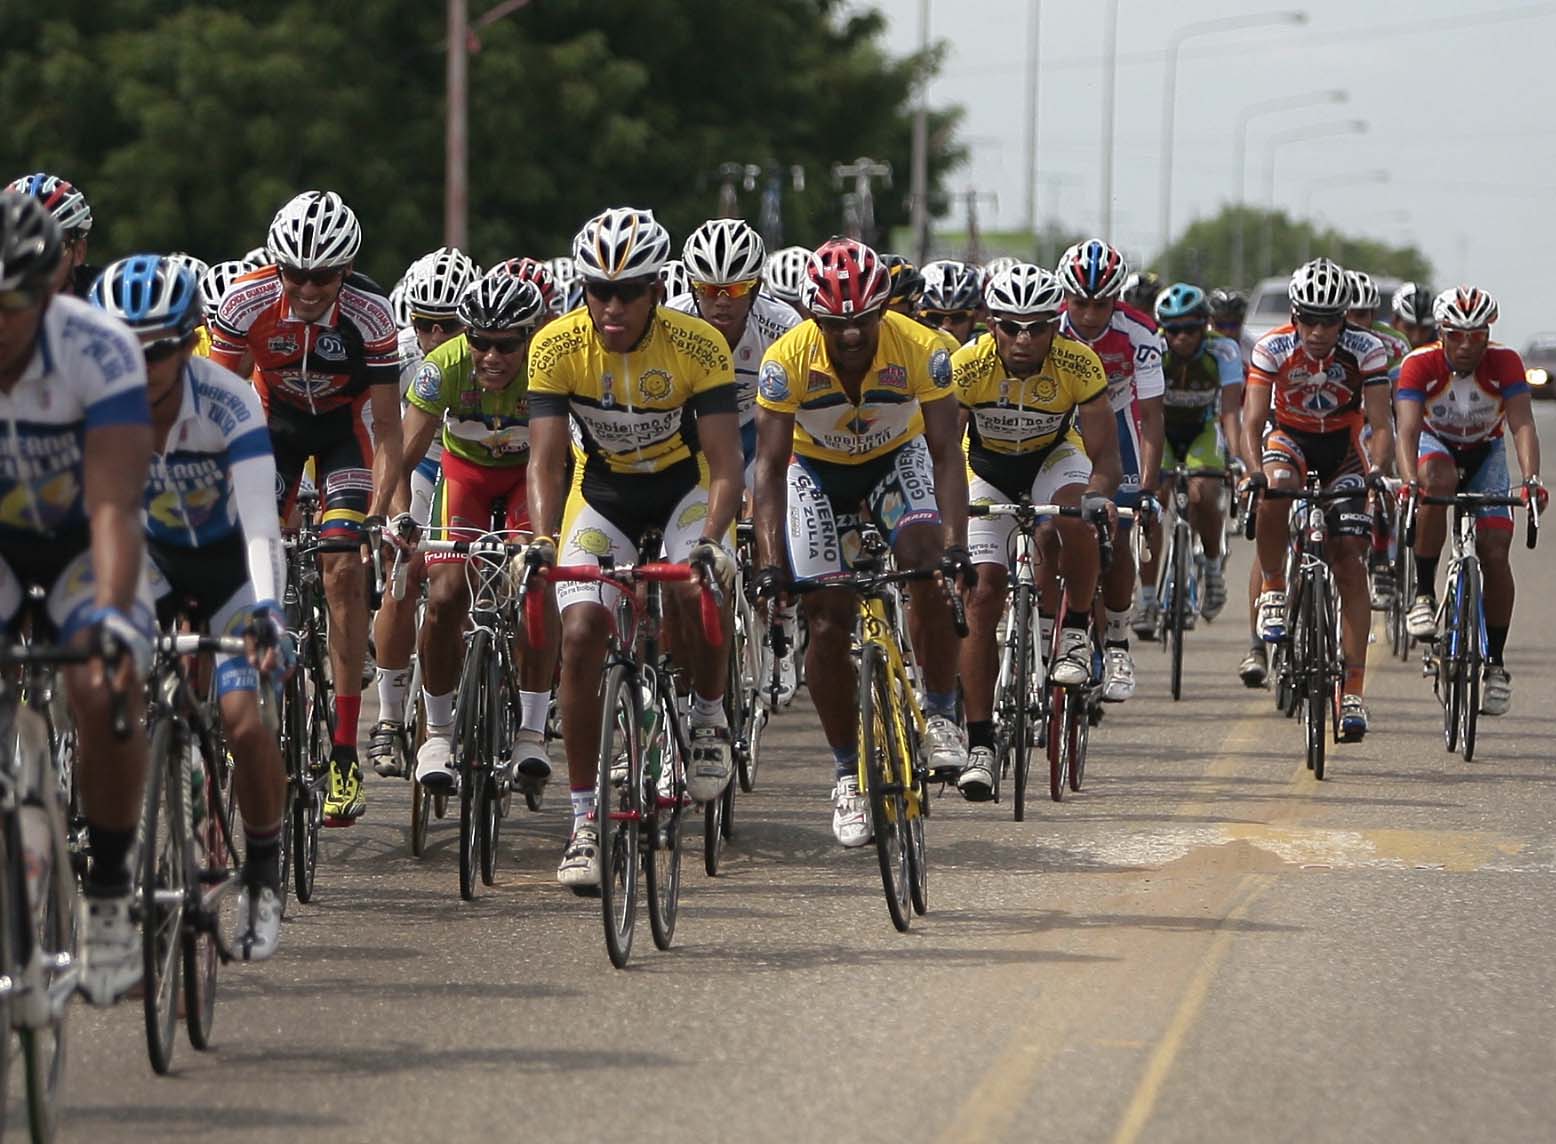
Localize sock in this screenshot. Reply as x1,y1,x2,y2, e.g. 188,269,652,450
1064,608,1091,631
1138,584,1157,607
375,667,411,721
1486,625,1509,665
1105,608,1132,644
519,689,550,734
333,694,361,747
86,824,134,894
967,719,995,751
243,819,283,888
570,788,597,832
1038,613,1054,653
832,746,859,782
1414,554,1439,597
692,692,725,723
924,690,957,719
423,688,455,732
1344,664,1365,696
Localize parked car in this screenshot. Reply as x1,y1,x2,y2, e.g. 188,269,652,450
1521,334,1556,400
1244,274,1403,343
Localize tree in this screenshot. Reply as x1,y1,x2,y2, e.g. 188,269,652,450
1154,205,1432,290
0,1,964,288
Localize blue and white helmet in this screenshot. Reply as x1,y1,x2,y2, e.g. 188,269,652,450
89,254,203,338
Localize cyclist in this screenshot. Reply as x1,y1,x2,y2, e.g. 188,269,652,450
1396,286,1545,715
1137,283,1242,633
208,190,403,826
1122,270,1163,316
526,207,742,889
367,247,480,778
953,263,1120,800
198,260,251,350
763,245,811,318
398,273,557,789
1240,258,1393,740
1344,269,1410,607
494,256,562,324
5,173,99,297
0,192,154,1004
1209,288,1254,368
1055,239,1165,702
881,253,926,317
1391,281,1437,350
90,255,291,960
660,258,693,306
752,238,973,847
918,259,984,347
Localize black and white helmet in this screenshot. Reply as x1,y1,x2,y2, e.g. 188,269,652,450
682,218,766,286
241,246,272,271
1433,285,1498,331
266,191,362,270
0,191,63,291
763,246,810,306
659,259,691,303
1288,258,1351,316
984,262,1064,318
403,247,480,318
199,259,250,324
1391,281,1435,325
571,207,670,282
1343,269,1380,311
920,259,984,312
457,271,546,332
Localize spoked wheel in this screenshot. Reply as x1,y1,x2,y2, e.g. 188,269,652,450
1068,693,1092,792
597,665,641,968
292,666,329,905
1168,530,1188,701
860,647,911,933
184,746,234,1052
1459,561,1482,762
1302,582,1328,780
476,772,500,888
1008,587,1034,822
409,693,433,857
902,694,928,917
702,785,724,877
140,721,186,1076
455,631,489,902
19,772,76,1141
1047,684,1071,803
479,655,508,887
646,689,683,951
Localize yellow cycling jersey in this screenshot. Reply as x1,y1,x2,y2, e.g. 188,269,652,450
526,306,737,476
756,309,955,465
933,326,962,356
953,332,1106,463
192,325,212,358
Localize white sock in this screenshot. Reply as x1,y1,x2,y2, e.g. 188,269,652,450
692,692,726,723
376,667,411,720
1106,609,1133,644
570,789,597,832
423,688,455,730
519,689,550,735
1038,615,1055,652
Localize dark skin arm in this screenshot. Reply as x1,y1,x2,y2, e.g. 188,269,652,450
695,408,743,543
526,413,571,538
921,396,968,548
391,405,442,516
753,407,796,572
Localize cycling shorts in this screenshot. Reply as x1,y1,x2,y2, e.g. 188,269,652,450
1113,406,1144,510
272,394,376,542
967,440,1092,567
426,453,532,567
786,436,940,581
1419,431,1513,533
1261,423,1369,539
147,534,265,696
0,528,155,642
1163,419,1225,473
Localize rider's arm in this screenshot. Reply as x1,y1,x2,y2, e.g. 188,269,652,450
1076,394,1122,496
1241,379,1272,475
367,381,404,519
206,294,255,380
696,407,744,542
216,378,287,604
1213,337,1244,461
1362,375,1394,474
752,408,795,571
922,395,968,548
393,405,442,517
1504,392,1541,485
1132,324,1167,491
525,412,570,539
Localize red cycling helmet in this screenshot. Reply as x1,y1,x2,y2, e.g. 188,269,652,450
806,238,890,317
495,256,558,311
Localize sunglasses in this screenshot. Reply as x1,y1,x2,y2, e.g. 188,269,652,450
142,334,191,364
994,317,1055,338
584,279,654,304
1294,310,1343,329
693,278,761,300
0,287,44,313
920,309,974,327
467,332,527,354
280,266,344,287
412,315,463,334
814,309,884,332
1162,322,1205,336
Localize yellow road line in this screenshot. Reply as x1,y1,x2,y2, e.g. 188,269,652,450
1110,873,1276,1144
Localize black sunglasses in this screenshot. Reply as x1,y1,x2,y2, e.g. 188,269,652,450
280,266,344,287
1161,321,1205,336
994,317,1055,338
412,315,462,334
142,333,191,364
584,279,654,304
1294,310,1344,329
814,309,884,332
467,332,527,354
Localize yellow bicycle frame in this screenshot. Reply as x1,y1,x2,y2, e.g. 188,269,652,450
856,594,928,823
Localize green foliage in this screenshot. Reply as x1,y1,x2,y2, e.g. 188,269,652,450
0,0,962,288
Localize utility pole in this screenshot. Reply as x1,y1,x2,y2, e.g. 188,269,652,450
1099,0,1119,238
444,0,468,249
962,190,999,264
909,0,931,262
833,157,893,246
1023,1,1041,238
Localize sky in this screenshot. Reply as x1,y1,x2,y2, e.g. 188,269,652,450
870,0,1556,350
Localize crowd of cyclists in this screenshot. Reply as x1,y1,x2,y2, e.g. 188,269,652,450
0,169,1545,1028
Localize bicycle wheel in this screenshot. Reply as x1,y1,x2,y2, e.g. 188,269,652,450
479,651,508,887
1169,525,1189,701
140,719,185,1076
1391,541,1416,662
18,770,73,1143
1009,585,1034,822
597,664,641,968
455,630,489,901
901,683,928,917
1441,585,1462,754
409,698,432,857
1303,579,1327,780
1459,559,1482,763
184,738,234,1051
860,646,911,932
1068,689,1091,792
646,685,682,951
1047,682,1069,803
291,656,329,905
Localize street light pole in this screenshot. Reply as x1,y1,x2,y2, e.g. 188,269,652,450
1230,88,1346,287
1099,0,1118,238
910,0,931,262
1023,0,1041,239
1157,10,1305,280
1260,119,1367,277
444,0,468,249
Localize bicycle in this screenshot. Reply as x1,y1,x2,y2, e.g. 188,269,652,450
545,537,724,968
1382,480,1417,662
1405,486,1540,762
785,528,967,932
1153,466,1233,701
1243,478,1359,779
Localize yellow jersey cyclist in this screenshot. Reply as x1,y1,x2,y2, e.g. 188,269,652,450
752,238,974,849
952,263,1122,801
526,207,744,890
90,255,291,962
0,193,154,1004
1135,283,1243,634
394,272,560,792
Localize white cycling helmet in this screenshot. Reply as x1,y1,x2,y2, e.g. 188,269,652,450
403,246,480,318
267,191,362,270
545,255,579,289
984,255,1019,279
1056,239,1129,300
1392,281,1435,325
1433,285,1498,331
166,251,210,286
571,207,670,282
659,259,692,303
1288,257,1351,316
241,246,272,271
6,173,92,235
921,259,984,312
199,259,250,324
1343,269,1380,312
763,245,811,306
984,262,1064,318
682,218,766,286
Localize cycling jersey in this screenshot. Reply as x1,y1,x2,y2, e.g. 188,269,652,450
757,310,954,465
1161,330,1243,438
406,335,531,469
668,293,801,457
1057,301,1165,414
1397,342,1528,449
192,326,212,359
208,268,398,416
1370,321,1410,381
1248,323,1389,436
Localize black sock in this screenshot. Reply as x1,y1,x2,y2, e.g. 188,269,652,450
1486,625,1509,665
85,825,134,894
966,720,995,751
1064,609,1091,631
1415,554,1439,596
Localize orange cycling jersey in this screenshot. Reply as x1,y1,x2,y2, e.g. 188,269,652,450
1247,323,1389,435
208,268,398,415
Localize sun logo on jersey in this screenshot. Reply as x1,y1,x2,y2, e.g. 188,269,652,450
572,528,613,557
637,368,673,403
676,501,708,529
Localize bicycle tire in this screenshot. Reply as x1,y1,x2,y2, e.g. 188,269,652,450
455,629,489,902
18,759,73,1144
1169,525,1188,701
0,830,11,1134
1009,584,1033,821
1392,540,1416,662
140,718,184,1076
184,736,232,1052
1069,692,1091,792
409,695,432,857
903,681,927,917
860,646,911,932
1460,558,1482,763
479,649,507,887
597,664,641,968
1304,577,1327,780
1442,582,1462,753
292,651,329,905
1047,682,1068,802
646,682,682,951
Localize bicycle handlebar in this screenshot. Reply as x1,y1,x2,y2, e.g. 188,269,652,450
157,634,248,657
1402,487,1541,551
543,562,725,647
967,502,1135,573
1241,483,1361,541
784,562,971,637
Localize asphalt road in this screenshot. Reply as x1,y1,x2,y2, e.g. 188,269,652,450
58,407,1556,1143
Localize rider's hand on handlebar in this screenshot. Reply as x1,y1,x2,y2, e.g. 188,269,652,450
246,603,295,679
86,606,151,689
387,512,421,551
688,538,734,592
1081,490,1118,531
1523,476,1548,513
526,534,557,570
753,564,790,605
940,543,978,590
1238,471,1268,499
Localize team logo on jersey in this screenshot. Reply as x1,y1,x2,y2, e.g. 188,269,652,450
572,528,613,557
412,362,442,402
267,335,298,356
600,373,615,409
1034,377,1059,404
676,501,708,529
997,380,1010,407
314,332,347,362
759,360,790,402
930,348,952,388
638,368,673,403
879,365,907,391
806,371,831,394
